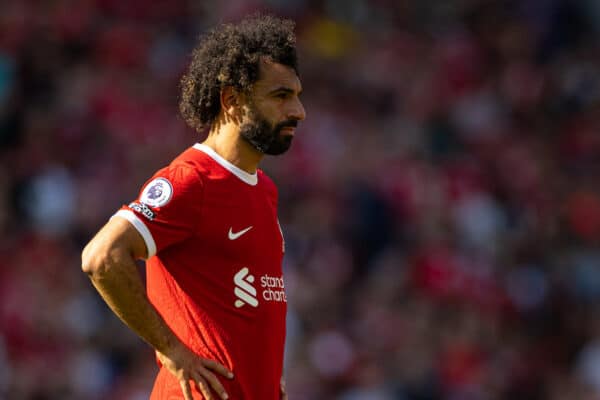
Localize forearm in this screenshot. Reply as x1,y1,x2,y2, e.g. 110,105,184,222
82,221,180,354
87,252,177,353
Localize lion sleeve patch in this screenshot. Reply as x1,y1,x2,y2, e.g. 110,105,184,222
140,178,173,208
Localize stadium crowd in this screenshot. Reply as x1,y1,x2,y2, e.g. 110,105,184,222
2,0,600,399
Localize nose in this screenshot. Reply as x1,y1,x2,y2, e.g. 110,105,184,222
289,97,306,122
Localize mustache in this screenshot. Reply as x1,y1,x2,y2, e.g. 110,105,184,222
275,120,299,131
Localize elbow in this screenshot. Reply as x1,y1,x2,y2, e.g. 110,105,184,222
81,241,110,278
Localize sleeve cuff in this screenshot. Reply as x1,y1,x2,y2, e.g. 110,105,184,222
112,209,157,258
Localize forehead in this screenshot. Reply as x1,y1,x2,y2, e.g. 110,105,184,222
253,58,302,93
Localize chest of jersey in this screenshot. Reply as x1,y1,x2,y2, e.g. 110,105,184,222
162,175,286,316
196,178,283,267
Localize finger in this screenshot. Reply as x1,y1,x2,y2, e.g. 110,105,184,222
202,359,234,379
179,379,194,400
280,379,288,400
197,369,229,400
193,374,214,400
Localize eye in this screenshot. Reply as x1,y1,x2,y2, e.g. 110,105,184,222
275,92,289,99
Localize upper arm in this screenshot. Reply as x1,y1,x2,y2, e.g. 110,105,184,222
83,163,203,274
118,165,204,257
82,216,148,275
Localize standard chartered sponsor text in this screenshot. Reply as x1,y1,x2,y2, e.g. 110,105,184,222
260,274,287,303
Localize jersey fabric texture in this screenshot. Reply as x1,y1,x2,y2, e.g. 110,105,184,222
114,143,286,400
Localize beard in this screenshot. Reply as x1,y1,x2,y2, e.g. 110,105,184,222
240,108,298,156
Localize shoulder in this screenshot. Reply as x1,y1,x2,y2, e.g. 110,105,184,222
160,161,203,190
140,160,204,210
162,146,216,188
258,170,278,200
258,169,275,187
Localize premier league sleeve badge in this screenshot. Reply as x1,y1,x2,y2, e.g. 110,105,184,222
140,178,173,208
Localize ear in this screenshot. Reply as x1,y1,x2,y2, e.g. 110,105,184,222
220,86,240,117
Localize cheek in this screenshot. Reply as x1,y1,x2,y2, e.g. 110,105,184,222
261,110,280,125
258,100,283,118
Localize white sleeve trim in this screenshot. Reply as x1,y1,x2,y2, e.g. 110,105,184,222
112,209,157,259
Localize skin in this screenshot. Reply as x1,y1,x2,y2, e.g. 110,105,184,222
204,58,305,173
81,58,304,400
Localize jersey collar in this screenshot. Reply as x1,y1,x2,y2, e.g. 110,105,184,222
193,143,258,186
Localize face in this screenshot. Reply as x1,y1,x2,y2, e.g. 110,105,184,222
239,59,306,155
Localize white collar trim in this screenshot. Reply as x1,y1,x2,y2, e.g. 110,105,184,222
193,143,258,186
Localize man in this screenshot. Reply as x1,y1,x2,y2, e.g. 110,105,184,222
81,14,305,400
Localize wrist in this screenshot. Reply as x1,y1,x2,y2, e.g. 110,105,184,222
153,329,183,355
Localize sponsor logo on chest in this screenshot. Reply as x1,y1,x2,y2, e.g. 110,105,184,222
233,267,287,308
228,226,253,240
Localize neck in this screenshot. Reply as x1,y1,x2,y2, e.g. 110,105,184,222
202,122,263,174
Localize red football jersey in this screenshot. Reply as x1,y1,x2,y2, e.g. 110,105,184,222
114,143,287,400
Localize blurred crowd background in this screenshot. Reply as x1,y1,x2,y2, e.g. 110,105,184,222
3,0,600,399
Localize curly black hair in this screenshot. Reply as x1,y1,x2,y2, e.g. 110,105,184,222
180,14,298,133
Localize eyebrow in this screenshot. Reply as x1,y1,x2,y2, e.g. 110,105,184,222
269,87,302,96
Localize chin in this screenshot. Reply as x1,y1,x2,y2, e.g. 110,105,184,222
265,140,293,156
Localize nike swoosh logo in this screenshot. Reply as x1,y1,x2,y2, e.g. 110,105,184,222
228,226,253,240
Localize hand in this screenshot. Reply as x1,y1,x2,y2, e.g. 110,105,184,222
280,376,288,400
156,342,234,400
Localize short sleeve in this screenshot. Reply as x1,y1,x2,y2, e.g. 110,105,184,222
112,165,203,258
